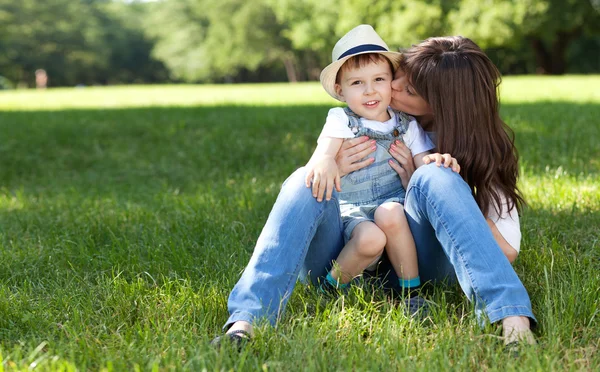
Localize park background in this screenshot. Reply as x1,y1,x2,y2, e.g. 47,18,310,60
1,0,599,371
0,0,599,87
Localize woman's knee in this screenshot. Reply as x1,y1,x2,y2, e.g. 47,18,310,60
408,163,468,196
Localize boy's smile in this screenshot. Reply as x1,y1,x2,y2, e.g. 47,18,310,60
335,60,393,122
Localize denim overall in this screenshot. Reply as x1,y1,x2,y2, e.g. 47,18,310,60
339,107,411,241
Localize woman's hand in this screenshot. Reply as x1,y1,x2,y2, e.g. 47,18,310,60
422,153,461,173
388,140,416,189
335,136,376,177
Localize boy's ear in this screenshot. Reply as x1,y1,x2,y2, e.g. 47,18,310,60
334,84,345,101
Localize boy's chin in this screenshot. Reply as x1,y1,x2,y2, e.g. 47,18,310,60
360,109,390,122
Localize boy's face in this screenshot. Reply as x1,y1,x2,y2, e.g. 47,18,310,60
335,59,393,122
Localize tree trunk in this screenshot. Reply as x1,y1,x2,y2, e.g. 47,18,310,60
530,37,553,74
282,54,297,83
550,32,573,75
530,29,579,75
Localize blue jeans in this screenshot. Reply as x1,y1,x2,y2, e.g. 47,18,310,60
224,164,536,329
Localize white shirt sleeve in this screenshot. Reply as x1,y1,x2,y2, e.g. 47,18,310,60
486,193,522,253
317,107,356,143
403,120,435,155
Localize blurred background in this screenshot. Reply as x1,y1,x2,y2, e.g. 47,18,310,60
0,0,598,89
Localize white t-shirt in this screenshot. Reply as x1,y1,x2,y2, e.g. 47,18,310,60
487,194,522,253
318,107,434,156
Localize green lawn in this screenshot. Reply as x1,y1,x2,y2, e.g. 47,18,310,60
0,77,598,370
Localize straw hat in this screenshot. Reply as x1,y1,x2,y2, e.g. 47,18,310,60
320,24,402,101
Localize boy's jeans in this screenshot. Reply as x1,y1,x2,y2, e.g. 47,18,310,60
224,164,535,329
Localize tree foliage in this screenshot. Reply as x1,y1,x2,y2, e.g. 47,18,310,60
146,0,296,81
0,0,167,86
449,0,600,74
0,0,598,86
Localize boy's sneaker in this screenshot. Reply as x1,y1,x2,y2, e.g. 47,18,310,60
403,295,429,318
318,279,348,296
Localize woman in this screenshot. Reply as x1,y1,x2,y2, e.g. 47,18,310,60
211,36,536,348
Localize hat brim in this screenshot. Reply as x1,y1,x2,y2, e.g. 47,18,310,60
320,51,402,101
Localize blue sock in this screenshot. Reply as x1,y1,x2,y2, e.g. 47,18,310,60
326,272,349,289
399,276,421,290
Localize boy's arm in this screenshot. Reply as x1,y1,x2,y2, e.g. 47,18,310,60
305,137,344,202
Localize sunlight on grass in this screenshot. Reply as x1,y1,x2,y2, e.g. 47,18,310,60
0,189,25,211
521,173,599,211
499,75,600,103
0,83,333,110
0,75,598,110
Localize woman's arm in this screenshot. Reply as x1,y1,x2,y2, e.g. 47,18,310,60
485,197,522,263
487,218,518,263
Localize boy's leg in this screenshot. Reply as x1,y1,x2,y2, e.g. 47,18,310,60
374,203,422,300
328,221,386,285
225,167,345,330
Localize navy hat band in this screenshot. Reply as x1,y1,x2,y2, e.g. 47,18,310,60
338,44,389,60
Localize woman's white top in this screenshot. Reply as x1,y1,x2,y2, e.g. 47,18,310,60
487,195,522,253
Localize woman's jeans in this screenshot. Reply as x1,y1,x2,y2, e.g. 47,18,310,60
224,164,536,329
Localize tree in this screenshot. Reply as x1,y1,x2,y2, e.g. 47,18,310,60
146,0,298,82
449,0,600,74
0,0,104,86
335,0,456,50
0,0,166,86
267,0,339,79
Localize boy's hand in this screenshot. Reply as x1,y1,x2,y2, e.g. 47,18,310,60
305,156,342,202
422,153,461,173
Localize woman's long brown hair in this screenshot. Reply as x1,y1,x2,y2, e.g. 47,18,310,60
400,36,525,216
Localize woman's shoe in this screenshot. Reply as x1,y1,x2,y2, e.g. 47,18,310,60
210,329,252,351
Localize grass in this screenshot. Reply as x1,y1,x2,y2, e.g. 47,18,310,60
0,76,599,370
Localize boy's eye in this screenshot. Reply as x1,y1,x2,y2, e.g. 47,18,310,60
351,80,361,85
375,77,386,82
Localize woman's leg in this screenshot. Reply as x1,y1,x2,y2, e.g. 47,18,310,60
403,164,536,325
225,167,345,330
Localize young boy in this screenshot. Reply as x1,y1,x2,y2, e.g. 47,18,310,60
306,25,459,307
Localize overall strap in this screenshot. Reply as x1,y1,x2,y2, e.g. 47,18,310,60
393,110,412,136
343,107,362,134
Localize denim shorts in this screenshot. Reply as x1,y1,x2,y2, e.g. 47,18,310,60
341,195,403,242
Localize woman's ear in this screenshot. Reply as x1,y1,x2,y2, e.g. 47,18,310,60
334,84,345,101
